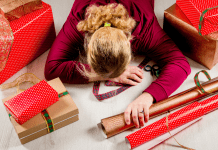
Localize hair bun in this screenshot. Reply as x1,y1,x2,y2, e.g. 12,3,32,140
77,3,136,34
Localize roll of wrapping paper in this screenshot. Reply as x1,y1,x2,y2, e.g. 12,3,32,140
99,76,218,138
125,93,218,149
0,0,42,22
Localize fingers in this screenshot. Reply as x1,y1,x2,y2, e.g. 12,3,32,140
124,93,153,129
124,107,132,125
138,111,145,127
123,78,138,86
128,74,142,83
143,106,149,123
109,66,144,85
132,108,139,128
125,106,149,128
130,66,144,79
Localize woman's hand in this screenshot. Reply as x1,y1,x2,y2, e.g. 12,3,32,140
124,92,154,128
110,66,144,85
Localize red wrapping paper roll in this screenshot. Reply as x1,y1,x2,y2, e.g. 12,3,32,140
125,94,218,149
125,102,203,149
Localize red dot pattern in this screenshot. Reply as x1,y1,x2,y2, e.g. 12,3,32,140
201,94,218,113
126,102,204,149
126,93,218,149
4,80,59,125
0,2,56,84
176,0,218,35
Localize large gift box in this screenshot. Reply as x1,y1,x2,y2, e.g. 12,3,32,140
2,78,79,144
0,1,56,84
163,4,218,69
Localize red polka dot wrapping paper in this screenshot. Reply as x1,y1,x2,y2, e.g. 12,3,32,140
126,93,218,149
200,94,218,115
176,0,218,36
126,102,203,149
4,80,59,125
0,2,56,84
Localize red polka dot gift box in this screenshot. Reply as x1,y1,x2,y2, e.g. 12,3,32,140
0,1,56,84
4,80,59,125
2,78,79,144
176,0,218,36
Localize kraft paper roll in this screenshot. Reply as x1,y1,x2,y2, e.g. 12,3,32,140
99,77,218,138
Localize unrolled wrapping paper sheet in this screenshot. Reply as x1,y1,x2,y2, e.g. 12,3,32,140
125,94,218,149
99,77,218,138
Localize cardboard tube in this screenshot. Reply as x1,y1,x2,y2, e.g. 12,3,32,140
99,77,218,138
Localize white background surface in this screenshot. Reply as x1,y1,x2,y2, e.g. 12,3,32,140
1,0,218,150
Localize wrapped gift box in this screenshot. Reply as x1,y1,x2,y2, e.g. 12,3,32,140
176,0,218,36
4,80,59,125
2,78,79,144
0,0,43,22
164,4,218,69
0,2,56,84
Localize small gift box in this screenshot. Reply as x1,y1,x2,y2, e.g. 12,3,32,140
164,4,218,69
0,0,42,22
4,80,59,125
2,77,79,144
0,2,56,84
0,14,13,72
176,0,218,36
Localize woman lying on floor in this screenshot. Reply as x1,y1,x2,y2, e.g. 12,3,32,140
45,0,191,128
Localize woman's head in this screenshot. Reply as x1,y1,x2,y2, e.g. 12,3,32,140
87,26,131,78
77,3,136,78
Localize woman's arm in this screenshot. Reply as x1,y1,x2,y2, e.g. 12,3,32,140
125,9,191,128
44,9,91,84
142,16,191,102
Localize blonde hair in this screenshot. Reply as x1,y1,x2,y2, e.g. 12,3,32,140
77,3,136,79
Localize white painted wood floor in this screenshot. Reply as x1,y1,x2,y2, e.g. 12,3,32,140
1,0,218,150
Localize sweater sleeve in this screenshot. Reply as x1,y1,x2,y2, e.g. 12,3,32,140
44,2,91,84
142,16,191,102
